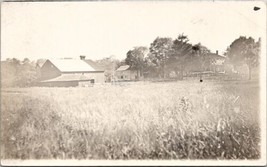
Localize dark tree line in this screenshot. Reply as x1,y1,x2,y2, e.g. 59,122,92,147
1,58,41,87
124,34,214,80
124,34,261,80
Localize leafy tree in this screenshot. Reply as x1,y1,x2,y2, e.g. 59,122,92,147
19,59,38,86
22,58,30,64
148,37,173,78
142,53,159,78
96,56,121,82
191,43,213,71
1,58,37,87
177,33,189,43
191,43,215,80
1,59,16,87
167,34,193,80
225,36,260,80
125,46,148,79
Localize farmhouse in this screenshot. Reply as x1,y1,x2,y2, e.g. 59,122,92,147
115,65,138,81
206,51,225,73
38,57,105,87
186,51,225,73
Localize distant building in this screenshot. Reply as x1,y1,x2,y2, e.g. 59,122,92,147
38,57,105,87
115,65,138,81
206,51,226,73
185,51,226,74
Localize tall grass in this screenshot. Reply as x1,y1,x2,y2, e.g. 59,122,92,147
1,80,260,159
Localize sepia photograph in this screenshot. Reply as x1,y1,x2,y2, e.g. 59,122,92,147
1,0,266,166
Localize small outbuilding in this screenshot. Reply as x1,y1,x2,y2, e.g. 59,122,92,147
115,65,138,81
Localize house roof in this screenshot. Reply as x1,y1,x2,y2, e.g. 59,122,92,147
48,59,96,72
116,65,130,71
41,74,92,82
84,59,105,71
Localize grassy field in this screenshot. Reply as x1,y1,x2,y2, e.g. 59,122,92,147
1,80,261,159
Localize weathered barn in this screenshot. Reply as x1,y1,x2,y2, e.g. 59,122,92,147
115,65,138,81
39,58,105,87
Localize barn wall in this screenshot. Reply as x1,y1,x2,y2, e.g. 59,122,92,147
82,72,105,83
60,72,105,83
39,81,78,87
78,81,93,87
40,60,61,81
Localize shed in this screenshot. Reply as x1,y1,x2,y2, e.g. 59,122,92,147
115,65,138,81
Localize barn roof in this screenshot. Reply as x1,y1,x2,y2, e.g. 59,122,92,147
48,59,96,72
36,59,47,68
41,74,92,82
116,65,130,71
84,59,105,71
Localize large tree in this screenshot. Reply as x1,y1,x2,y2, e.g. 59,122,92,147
148,37,173,78
167,34,193,80
191,43,213,71
125,46,148,79
225,36,260,80
19,59,38,86
191,43,214,80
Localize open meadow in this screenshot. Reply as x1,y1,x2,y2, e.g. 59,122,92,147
1,80,261,160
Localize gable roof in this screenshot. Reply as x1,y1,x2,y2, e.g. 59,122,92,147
116,65,130,71
48,59,96,72
36,59,47,68
84,59,105,71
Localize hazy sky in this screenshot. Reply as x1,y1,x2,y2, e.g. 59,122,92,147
1,1,266,61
